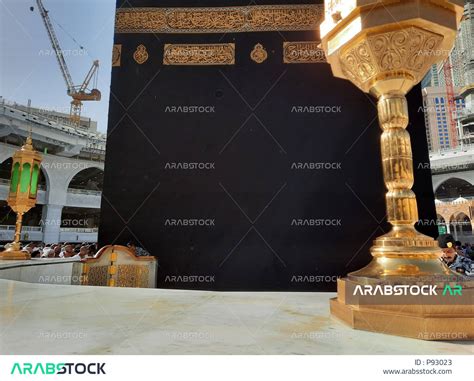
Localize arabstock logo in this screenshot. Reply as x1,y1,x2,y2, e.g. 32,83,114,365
353,284,463,296
11,362,106,375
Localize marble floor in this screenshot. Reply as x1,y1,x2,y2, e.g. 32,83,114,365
0,279,472,355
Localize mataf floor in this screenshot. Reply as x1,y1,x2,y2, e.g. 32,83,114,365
0,279,472,355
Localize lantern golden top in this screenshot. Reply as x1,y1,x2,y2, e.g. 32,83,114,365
320,0,464,97
23,135,34,151
13,133,42,162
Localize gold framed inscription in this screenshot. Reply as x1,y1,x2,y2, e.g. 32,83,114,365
283,41,327,64
116,5,323,34
163,43,235,66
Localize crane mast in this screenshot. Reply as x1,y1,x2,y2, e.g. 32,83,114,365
443,56,459,149
35,0,101,125
36,0,74,94
443,57,458,148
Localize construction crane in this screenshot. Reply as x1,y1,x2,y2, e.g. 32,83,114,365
33,0,101,125
443,57,459,148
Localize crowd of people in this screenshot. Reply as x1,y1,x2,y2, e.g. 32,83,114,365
0,236,472,275
0,242,97,260
0,240,150,259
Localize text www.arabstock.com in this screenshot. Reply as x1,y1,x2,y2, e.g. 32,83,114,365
382,368,453,375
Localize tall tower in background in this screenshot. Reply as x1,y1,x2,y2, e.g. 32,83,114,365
458,0,474,145
422,87,464,151
422,0,473,151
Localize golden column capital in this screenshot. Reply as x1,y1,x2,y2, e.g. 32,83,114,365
320,0,464,97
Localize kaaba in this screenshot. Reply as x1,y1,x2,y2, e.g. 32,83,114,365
99,0,437,291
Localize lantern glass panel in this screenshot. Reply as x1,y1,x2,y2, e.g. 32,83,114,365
20,163,31,193
10,162,20,194
30,164,40,196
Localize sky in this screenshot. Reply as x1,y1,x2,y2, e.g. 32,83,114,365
0,0,116,132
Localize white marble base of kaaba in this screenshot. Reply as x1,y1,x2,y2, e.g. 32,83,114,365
0,258,81,285
0,279,472,355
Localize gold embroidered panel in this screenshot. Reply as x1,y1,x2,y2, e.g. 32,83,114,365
87,266,109,286
117,265,150,288
115,5,323,34
112,44,122,67
163,43,235,65
283,41,326,64
250,44,268,64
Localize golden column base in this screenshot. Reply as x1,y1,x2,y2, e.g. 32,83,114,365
330,279,474,341
0,242,31,261
318,0,470,341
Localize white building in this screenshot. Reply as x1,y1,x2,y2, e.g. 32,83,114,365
422,87,465,151
0,99,106,244
422,0,474,151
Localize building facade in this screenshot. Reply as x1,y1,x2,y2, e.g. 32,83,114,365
457,0,474,146
422,87,465,151
420,1,474,241
423,0,474,151
430,148,474,242
0,99,106,244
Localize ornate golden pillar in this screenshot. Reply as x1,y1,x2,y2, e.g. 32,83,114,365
320,0,473,340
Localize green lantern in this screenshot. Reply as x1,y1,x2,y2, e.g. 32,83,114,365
1,135,43,260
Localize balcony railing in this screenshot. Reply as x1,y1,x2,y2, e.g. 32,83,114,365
60,227,99,233
0,225,98,233
430,143,474,156
1,99,106,147
0,225,43,232
436,196,474,203
0,178,46,190
67,188,102,196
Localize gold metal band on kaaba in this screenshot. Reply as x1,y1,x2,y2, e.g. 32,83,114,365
115,5,323,34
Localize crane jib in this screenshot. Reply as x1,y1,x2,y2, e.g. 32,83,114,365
35,0,101,125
